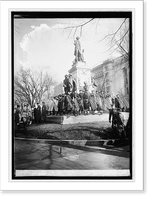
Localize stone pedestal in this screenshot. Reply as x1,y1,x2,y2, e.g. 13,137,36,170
69,62,92,93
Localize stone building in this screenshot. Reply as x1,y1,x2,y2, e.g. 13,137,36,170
91,55,129,98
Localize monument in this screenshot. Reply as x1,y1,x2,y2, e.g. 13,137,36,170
69,37,92,93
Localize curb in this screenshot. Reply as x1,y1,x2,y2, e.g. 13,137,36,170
15,137,129,153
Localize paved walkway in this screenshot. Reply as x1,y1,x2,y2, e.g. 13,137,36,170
15,139,130,171
47,112,129,124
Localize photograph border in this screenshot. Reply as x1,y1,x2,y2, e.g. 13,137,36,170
11,10,132,180
0,0,146,193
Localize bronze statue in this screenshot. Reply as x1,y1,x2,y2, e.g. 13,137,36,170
74,37,81,63
73,37,85,65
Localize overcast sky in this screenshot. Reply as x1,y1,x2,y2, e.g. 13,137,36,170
14,18,124,83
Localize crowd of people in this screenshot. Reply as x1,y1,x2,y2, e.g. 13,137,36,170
14,91,125,127
14,102,48,130
48,90,103,117
14,72,129,131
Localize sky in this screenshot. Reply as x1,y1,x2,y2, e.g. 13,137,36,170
14,18,124,84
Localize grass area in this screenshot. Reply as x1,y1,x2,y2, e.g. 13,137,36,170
15,121,122,140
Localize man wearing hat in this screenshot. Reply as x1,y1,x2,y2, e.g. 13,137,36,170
63,74,70,94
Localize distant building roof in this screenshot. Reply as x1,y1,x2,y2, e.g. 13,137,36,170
91,55,128,72
91,59,113,72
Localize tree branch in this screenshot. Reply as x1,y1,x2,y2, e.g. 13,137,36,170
64,18,94,30
99,18,127,42
104,28,129,53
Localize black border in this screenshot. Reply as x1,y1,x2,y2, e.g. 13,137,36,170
12,11,132,180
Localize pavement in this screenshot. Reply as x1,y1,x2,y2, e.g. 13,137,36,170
14,113,130,177
14,139,130,172
47,112,129,124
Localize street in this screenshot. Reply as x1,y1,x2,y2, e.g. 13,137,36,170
14,139,130,176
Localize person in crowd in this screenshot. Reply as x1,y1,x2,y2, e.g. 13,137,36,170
46,103,49,116
71,77,77,98
78,90,84,114
15,105,21,127
33,104,37,123
89,90,97,114
36,102,41,124
57,95,64,115
42,102,47,123
112,108,126,138
49,97,54,115
63,94,68,114
22,103,29,127
52,97,58,115
108,95,115,123
65,93,74,115
27,104,32,125
83,90,90,115
95,91,102,111
63,75,70,95
73,93,80,116
68,74,73,93
115,94,121,110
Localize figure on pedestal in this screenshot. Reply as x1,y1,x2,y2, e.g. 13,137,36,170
80,49,86,63
63,75,70,95
73,37,85,66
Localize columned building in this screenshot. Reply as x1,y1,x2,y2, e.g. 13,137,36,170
91,55,129,98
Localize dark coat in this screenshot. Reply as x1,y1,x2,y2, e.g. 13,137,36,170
42,105,47,116
36,105,41,123
115,97,121,109
15,109,20,124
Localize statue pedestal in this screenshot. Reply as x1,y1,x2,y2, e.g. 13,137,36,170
68,61,92,93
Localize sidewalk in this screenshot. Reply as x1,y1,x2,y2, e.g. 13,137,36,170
46,112,129,124
14,139,130,172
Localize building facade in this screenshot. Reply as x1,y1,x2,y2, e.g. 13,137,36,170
91,55,129,98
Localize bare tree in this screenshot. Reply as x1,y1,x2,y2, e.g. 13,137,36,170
102,18,129,59
14,68,56,107
63,18,129,57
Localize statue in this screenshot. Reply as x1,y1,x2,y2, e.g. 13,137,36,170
74,37,81,63
73,37,85,65
80,49,86,63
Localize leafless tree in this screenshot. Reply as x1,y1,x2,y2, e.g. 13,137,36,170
102,18,129,59
14,68,56,107
63,18,129,58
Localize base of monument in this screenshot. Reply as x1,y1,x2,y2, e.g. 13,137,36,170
69,61,90,73
47,113,104,124
46,112,104,124
46,112,129,125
